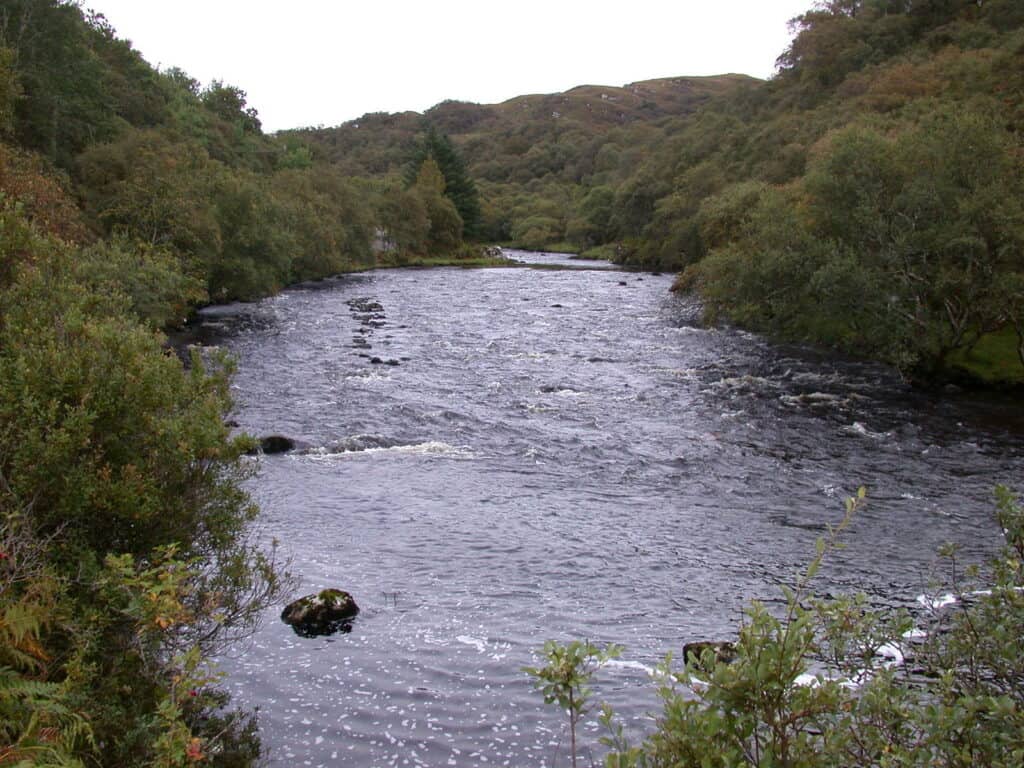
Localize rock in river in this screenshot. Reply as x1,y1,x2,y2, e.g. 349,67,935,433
281,589,360,637
244,435,298,455
683,640,737,667
259,435,296,454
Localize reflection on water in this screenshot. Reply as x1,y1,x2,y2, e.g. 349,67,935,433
200,251,1023,767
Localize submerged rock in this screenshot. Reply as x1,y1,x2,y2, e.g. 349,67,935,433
347,298,384,314
683,640,737,667
281,589,360,637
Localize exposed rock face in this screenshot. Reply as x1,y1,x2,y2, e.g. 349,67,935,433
281,589,360,637
683,640,737,667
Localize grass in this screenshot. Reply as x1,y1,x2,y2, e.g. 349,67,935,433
539,241,579,254
946,326,1024,386
578,244,618,261
373,253,517,269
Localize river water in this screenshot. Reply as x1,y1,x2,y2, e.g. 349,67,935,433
194,251,1023,767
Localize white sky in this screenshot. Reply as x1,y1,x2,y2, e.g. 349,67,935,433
85,0,815,132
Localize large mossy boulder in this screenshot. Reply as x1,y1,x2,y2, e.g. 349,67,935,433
281,589,359,637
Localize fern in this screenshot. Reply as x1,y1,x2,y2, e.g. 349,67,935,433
0,517,93,766
0,666,92,766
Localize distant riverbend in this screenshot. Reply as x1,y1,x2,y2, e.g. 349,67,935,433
193,250,1023,767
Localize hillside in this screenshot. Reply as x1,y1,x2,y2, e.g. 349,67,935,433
294,74,754,177
294,0,1024,385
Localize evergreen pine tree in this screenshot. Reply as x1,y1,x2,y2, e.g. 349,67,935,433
405,126,481,239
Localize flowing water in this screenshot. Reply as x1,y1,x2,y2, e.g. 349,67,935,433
191,251,1023,767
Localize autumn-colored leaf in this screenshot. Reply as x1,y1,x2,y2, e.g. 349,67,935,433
185,737,204,762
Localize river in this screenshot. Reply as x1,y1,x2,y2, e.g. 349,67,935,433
191,250,1023,767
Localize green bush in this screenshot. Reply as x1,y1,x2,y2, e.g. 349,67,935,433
0,205,291,766
585,488,1024,767
525,640,622,768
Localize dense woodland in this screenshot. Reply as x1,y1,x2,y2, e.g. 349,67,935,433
296,0,1024,385
0,0,1022,766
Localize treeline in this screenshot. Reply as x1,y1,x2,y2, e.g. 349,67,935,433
582,0,1023,382
636,0,1024,382
1,0,375,306
0,0,490,315
0,1,368,765
297,0,1024,383
292,75,749,250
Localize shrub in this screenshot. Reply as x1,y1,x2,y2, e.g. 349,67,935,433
555,488,1024,767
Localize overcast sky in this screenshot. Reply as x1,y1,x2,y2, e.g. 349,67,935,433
85,0,815,132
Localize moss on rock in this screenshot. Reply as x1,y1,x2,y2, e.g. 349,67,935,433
281,589,359,637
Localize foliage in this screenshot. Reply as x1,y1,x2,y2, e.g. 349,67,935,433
408,157,464,254
524,639,622,768
688,110,1024,379
0,205,292,766
72,235,207,329
0,513,92,767
0,143,89,243
376,183,430,257
74,125,376,302
568,184,616,248
405,126,481,239
0,45,19,135
271,167,375,281
593,487,1024,767
76,128,221,258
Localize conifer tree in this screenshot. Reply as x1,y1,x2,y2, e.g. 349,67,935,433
405,126,481,239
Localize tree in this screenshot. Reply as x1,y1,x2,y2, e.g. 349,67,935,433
803,114,1024,376
411,157,463,254
208,166,295,300
201,80,261,134
270,168,375,280
406,126,481,238
0,45,18,135
575,185,616,247
0,141,91,242
611,170,669,239
0,0,171,167
687,111,1024,382
76,128,221,258
377,184,430,256
0,205,290,765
